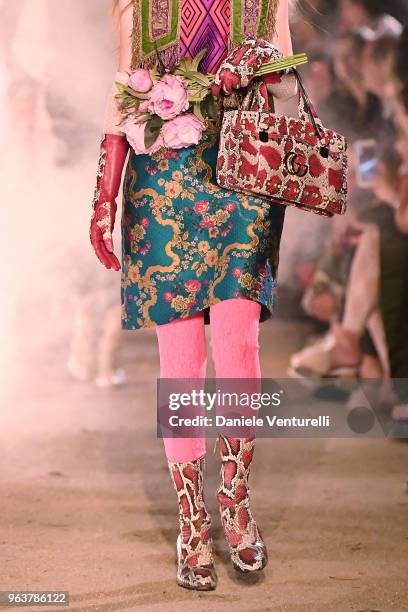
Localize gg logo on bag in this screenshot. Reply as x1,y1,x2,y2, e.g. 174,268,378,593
284,151,308,177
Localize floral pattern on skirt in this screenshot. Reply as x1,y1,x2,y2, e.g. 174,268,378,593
121,127,286,329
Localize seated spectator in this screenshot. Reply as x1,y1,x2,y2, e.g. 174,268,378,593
338,0,402,38
361,36,398,110
333,31,384,137
393,26,408,112
302,48,370,139
393,26,408,235
289,148,408,383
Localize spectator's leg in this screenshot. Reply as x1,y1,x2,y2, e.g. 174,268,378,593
366,308,390,378
290,224,384,376
331,224,381,365
343,223,380,334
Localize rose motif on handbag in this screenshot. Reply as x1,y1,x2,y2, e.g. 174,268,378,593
216,68,348,217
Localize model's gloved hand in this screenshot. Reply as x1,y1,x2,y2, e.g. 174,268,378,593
90,134,129,270
211,37,283,97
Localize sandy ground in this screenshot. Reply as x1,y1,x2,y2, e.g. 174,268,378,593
1,320,407,612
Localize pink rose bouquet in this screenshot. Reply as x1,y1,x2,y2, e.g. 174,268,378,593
115,49,217,154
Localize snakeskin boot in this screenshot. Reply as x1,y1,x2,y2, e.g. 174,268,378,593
217,435,268,573
168,456,217,591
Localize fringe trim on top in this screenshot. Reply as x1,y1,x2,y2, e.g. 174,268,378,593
132,44,179,70
264,0,279,43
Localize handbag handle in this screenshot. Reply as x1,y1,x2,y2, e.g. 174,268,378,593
292,68,324,140
241,79,270,113
240,67,324,140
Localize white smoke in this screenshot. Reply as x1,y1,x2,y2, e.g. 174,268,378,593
0,0,118,400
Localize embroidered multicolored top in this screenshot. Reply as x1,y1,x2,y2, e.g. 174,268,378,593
131,0,279,71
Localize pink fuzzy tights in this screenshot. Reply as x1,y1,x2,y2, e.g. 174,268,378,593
156,298,261,462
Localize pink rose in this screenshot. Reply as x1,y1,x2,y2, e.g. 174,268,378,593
193,201,209,214
140,218,150,228
162,113,204,148
232,267,243,278
121,118,164,155
225,202,236,212
185,280,201,293
147,74,189,120
129,69,153,93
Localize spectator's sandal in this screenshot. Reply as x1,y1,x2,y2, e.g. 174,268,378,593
288,333,360,379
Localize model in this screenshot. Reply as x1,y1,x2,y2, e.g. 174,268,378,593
90,0,293,591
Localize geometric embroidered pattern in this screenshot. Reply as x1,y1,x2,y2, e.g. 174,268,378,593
180,0,231,73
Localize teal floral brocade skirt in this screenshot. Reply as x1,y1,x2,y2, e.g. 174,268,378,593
121,128,286,330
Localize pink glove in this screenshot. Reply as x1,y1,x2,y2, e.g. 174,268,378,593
90,134,129,270
211,37,283,97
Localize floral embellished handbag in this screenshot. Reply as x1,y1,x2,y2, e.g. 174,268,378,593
216,69,348,217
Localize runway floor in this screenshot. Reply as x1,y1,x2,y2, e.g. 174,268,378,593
1,320,407,611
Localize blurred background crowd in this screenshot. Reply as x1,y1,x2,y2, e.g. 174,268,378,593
0,0,407,422
284,0,408,423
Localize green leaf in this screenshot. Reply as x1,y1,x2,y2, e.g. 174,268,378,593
201,94,217,120
123,86,149,99
134,112,152,124
149,68,160,81
144,115,164,149
193,102,205,122
182,70,211,87
191,48,207,71
177,58,189,73
188,85,209,103
210,99,218,120
144,127,161,149
192,73,211,87
189,94,205,103
149,114,164,129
